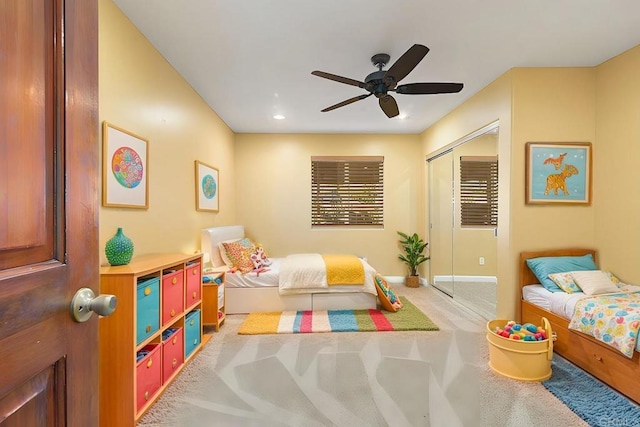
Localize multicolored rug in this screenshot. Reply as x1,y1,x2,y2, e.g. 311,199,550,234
237,296,439,335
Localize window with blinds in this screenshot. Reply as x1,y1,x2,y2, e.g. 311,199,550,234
460,156,498,227
311,156,383,226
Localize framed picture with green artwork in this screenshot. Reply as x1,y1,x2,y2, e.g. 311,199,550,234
195,160,219,212
525,142,592,205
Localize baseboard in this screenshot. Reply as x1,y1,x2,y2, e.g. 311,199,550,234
384,275,429,287
384,275,404,285
433,275,497,284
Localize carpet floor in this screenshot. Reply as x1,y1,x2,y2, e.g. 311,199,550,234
237,297,439,334
137,285,593,426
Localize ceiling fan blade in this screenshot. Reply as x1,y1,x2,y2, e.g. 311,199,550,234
321,93,372,112
312,71,367,89
395,82,464,95
384,44,430,86
379,95,399,118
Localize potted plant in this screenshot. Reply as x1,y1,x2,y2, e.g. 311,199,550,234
397,231,429,288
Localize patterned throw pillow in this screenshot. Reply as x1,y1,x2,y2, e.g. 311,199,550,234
250,245,272,270
221,238,256,273
604,271,624,288
374,273,399,312
548,272,582,294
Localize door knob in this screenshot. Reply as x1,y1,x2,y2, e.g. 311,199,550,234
71,287,118,322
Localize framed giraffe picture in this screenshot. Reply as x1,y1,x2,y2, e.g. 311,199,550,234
525,142,592,205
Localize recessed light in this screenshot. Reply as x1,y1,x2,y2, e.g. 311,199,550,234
273,114,285,120
397,113,408,120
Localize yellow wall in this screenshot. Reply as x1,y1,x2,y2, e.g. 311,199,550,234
234,133,422,275
594,45,640,282
509,68,597,317
98,0,236,263
510,67,597,249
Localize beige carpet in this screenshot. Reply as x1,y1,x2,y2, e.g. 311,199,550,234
137,285,587,426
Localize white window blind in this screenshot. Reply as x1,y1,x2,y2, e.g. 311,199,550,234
460,156,498,227
311,156,383,226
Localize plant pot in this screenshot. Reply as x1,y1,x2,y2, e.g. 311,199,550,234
405,275,420,288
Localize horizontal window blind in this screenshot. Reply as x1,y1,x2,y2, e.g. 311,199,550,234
460,156,498,227
311,156,383,226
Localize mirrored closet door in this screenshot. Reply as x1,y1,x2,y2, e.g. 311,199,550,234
427,124,498,319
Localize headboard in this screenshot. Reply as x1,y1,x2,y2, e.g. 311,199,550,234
518,248,597,289
201,225,245,267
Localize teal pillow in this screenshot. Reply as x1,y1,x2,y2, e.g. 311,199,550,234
526,254,597,293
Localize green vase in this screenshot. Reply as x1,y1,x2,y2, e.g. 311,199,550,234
105,227,134,266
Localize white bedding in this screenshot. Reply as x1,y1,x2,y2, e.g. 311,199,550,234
223,255,377,296
224,258,282,288
523,284,640,320
279,253,329,292
521,285,586,320
281,254,376,296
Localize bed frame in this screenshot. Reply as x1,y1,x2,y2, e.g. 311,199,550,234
201,226,377,314
519,248,640,404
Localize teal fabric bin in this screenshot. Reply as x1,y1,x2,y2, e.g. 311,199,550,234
136,277,160,345
184,309,201,358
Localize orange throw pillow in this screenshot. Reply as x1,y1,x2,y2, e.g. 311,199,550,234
374,273,397,312
221,239,256,273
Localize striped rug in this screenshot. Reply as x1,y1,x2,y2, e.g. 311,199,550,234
237,297,439,335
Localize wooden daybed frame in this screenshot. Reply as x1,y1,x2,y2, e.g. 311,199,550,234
519,248,640,404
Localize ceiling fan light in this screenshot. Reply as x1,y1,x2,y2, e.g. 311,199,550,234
273,114,285,120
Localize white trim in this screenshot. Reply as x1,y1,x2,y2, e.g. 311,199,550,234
433,275,497,284
426,120,500,162
385,275,430,287
384,275,405,285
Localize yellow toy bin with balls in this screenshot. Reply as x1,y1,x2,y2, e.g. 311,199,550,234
486,317,554,381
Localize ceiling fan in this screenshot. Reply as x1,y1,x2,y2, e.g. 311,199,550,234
311,44,463,118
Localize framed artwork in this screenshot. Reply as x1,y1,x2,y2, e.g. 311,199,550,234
525,142,592,205
195,160,219,212
102,122,149,209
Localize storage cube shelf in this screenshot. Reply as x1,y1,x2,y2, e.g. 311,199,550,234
99,253,203,427
136,277,160,345
184,309,202,358
202,272,226,332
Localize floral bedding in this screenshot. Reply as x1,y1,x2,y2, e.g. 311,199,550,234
568,291,640,358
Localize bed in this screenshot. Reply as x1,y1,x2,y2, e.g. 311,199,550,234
201,226,378,314
519,248,640,404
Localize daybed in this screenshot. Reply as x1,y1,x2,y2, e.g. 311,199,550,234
519,248,640,404
201,225,378,314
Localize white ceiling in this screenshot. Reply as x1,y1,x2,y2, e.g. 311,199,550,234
113,0,640,134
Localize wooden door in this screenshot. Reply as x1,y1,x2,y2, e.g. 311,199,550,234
0,0,99,425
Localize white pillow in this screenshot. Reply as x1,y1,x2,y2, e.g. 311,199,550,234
208,245,226,268
570,270,620,295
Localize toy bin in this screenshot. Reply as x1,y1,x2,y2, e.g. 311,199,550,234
486,317,554,381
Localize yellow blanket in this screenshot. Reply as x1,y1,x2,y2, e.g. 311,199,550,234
322,254,365,285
